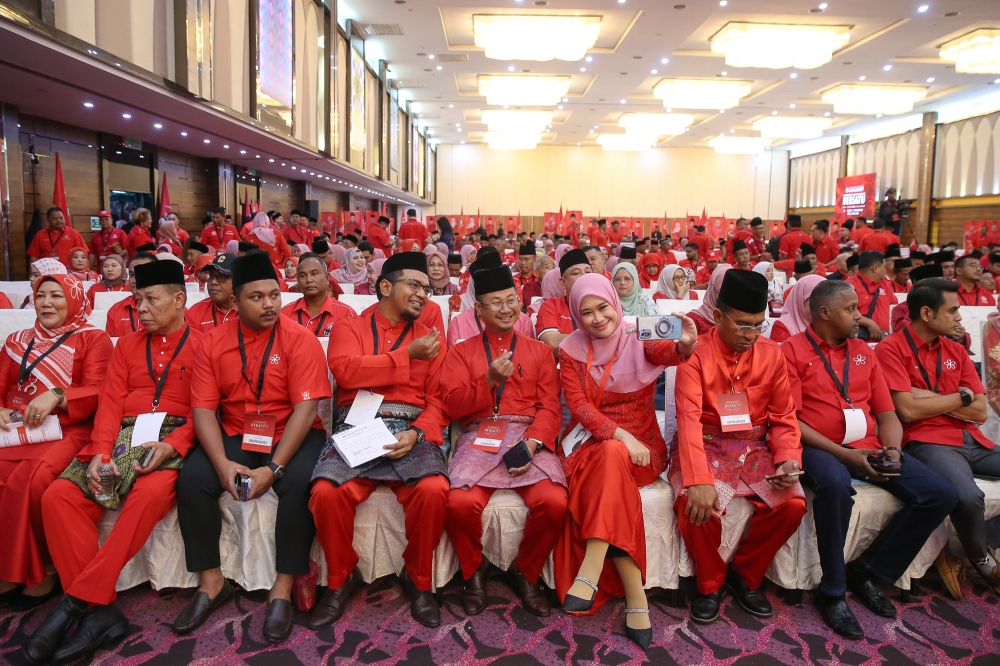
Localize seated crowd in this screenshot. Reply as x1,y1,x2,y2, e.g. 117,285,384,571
1,207,999,664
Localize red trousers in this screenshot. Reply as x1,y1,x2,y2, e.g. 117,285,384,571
446,480,568,583
676,494,806,595
42,471,178,605
310,475,448,591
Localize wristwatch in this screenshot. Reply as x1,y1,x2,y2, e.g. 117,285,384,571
407,426,425,442
266,461,286,479
960,389,974,407
51,387,65,403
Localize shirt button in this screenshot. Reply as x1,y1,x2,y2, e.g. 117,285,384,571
158,363,163,368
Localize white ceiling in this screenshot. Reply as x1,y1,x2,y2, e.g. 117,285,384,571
342,0,1000,149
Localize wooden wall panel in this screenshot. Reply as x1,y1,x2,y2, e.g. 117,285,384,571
156,148,218,235
931,202,1000,247
258,170,306,218
306,183,347,218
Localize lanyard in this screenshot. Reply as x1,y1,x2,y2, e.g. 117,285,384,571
804,330,854,408
474,312,483,333
145,326,190,412
711,334,750,394
370,315,413,354
584,342,616,407
903,328,941,393
238,324,278,413
958,287,980,305
298,309,329,335
858,275,880,318
46,229,65,250
99,230,114,250
482,331,518,419
211,304,232,326
18,332,73,387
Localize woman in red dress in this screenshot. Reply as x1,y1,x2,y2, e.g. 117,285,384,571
67,248,98,282
555,273,697,650
85,254,129,305
0,274,112,609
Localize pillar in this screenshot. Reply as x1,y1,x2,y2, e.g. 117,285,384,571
914,111,938,245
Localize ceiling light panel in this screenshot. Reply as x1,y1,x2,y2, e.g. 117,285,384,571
711,22,850,69
473,15,601,61
821,84,927,115
481,110,553,133
484,131,543,150
478,75,571,106
653,78,752,110
708,136,773,154
752,116,833,139
597,133,657,151
618,113,695,136
939,29,1000,74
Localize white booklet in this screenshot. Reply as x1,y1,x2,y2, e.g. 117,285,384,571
0,414,63,448
333,418,398,468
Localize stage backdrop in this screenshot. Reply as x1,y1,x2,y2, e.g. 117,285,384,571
835,173,877,223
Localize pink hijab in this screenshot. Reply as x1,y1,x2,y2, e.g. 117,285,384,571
559,273,667,393
690,264,732,322
330,244,347,264
541,267,563,300
226,240,240,255
554,244,572,264
331,248,368,284
776,274,826,337
250,212,276,245
460,245,477,267
295,243,312,256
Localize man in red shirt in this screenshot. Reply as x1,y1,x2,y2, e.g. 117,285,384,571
282,209,318,247
535,249,592,356
87,210,128,270
847,251,891,342
27,207,87,267
778,216,810,260
687,224,712,257
680,242,704,274
583,244,608,277
172,252,331,643
695,252,721,288
858,220,901,254
280,253,356,336
441,266,567,617
512,243,539,300
810,220,841,267
397,208,429,248
607,220,625,247
731,240,754,271
724,217,752,262
746,218,769,261
185,254,239,332
28,261,201,664
591,219,610,250
890,257,913,293
954,255,996,306
309,252,449,629
875,278,1000,597
850,216,872,245
367,216,393,256
105,252,158,338
782,280,956,638
200,207,240,252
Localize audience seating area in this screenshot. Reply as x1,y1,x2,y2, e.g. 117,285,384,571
1,280,996,600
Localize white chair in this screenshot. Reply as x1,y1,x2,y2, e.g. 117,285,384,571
896,292,908,303
338,283,355,295
0,310,37,342
280,293,303,308
0,281,33,309
654,299,702,315
87,310,108,331
430,296,452,334
185,283,201,293
94,292,132,310
185,292,207,306
959,306,995,365
340,294,377,315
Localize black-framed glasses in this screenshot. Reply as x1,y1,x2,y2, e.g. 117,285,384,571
724,311,769,336
390,278,433,297
483,297,521,312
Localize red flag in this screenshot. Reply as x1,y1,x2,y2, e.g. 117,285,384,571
242,196,251,221
52,153,69,221
700,206,708,226
558,205,564,235
158,172,171,220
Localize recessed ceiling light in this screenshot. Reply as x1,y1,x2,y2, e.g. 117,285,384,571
153,123,162,129
580,67,586,72
240,149,247,154
730,128,735,133
449,104,454,108
918,5,929,12
203,138,210,143
461,141,466,144
651,69,658,74
876,113,883,118
819,3,828,8
255,155,260,158
859,75,866,80
122,113,131,119
428,54,435,59
824,111,831,116
436,66,442,70
181,131,188,136
621,99,626,104
789,103,796,108
927,77,935,82
508,65,515,72
83,102,94,108
558,105,563,109
772,110,778,115
719,109,726,113
790,72,798,78
661,58,669,64
577,142,581,145
223,144,229,148
883,64,892,71
720,0,727,5
721,71,728,76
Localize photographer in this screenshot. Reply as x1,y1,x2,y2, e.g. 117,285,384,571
878,188,903,237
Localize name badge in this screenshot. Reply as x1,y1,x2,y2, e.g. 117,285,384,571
472,420,507,452
242,413,277,453
718,392,751,432
345,390,384,426
842,408,867,446
6,387,33,411
561,423,591,457
131,412,167,448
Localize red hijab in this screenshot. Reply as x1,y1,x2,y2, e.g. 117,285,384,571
637,252,665,288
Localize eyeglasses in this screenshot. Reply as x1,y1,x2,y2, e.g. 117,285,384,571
390,278,433,297
483,297,521,312
724,311,769,336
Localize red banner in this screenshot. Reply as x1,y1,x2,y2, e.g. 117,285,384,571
835,173,877,222
320,212,337,236
542,212,560,235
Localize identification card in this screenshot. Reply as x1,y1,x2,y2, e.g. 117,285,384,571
842,408,867,446
472,420,507,452
561,423,592,457
242,413,277,453
345,390,384,426
6,388,31,411
718,392,751,432
131,412,167,448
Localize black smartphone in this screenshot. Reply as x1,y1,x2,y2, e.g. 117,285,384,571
765,470,805,481
141,447,156,469
235,473,253,501
868,454,902,477
502,440,532,470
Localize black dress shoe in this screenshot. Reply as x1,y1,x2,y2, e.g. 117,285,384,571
624,608,652,650
506,564,550,617
12,580,63,612
725,567,772,617
814,591,864,639
308,568,363,629
462,560,490,616
562,575,598,614
846,561,896,618
170,579,233,634
51,603,128,665
0,585,24,607
262,598,294,643
691,586,727,624
23,595,87,665
398,569,440,628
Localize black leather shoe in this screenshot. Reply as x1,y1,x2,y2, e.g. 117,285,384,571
308,568,363,629
691,587,727,624
12,579,63,612
846,561,896,618
262,598,293,643
462,560,490,616
170,579,233,634
51,603,128,665
506,564,551,617
725,567,772,617
398,569,440,628
814,591,864,639
23,595,87,665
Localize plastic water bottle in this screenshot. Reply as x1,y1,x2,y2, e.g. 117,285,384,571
94,455,115,502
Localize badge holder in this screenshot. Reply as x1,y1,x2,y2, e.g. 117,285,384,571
718,392,751,432
7,382,37,412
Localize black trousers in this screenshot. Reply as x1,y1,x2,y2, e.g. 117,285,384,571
176,428,326,575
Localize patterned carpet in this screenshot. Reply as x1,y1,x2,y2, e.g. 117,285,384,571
1,569,999,665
